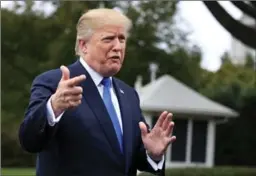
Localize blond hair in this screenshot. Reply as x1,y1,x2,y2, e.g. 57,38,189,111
75,8,132,56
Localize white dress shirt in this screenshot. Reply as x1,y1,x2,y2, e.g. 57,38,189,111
46,57,164,170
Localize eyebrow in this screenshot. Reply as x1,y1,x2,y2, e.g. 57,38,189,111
101,34,126,40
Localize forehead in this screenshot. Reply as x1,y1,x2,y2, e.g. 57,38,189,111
94,25,127,37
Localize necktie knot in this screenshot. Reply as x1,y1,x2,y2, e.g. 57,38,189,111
101,77,111,88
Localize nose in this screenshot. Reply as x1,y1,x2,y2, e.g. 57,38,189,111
112,38,122,52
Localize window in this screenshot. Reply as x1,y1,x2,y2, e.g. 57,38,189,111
170,119,188,162
191,120,207,162
151,116,158,128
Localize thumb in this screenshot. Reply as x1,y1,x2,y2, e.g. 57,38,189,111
60,65,70,81
139,122,148,138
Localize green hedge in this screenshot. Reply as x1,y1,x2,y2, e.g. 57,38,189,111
139,167,256,176
1,132,36,167
1,168,35,176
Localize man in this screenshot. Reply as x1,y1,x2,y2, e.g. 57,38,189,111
19,8,176,176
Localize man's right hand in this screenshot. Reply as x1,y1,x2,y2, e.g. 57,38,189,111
51,65,86,117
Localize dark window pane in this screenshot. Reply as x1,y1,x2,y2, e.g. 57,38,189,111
171,119,188,162
151,117,158,128
191,120,207,162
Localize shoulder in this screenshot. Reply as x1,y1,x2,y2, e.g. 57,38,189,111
32,61,77,87
33,68,61,86
113,77,133,91
113,77,140,100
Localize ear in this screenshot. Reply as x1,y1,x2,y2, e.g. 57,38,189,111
79,40,88,54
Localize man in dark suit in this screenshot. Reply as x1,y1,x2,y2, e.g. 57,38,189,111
19,8,176,176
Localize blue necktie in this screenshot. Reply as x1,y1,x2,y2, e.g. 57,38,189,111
101,77,123,153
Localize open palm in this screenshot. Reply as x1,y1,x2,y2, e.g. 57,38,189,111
139,111,176,161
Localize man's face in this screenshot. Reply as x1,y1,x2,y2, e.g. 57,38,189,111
81,25,127,77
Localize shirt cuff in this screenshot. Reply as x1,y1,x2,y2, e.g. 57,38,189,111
46,96,64,126
146,152,165,171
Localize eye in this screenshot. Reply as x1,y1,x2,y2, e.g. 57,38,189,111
119,35,126,43
102,36,114,42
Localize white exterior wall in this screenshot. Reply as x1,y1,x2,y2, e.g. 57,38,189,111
165,119,216,168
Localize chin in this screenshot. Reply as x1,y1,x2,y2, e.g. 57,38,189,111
110,68,121,76
104,66,121,77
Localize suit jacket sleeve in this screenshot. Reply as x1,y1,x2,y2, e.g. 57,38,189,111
133,90,166,176
19,71,60,153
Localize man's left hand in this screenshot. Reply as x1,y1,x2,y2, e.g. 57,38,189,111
139,111,176,161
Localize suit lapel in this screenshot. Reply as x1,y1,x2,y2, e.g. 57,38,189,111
70,61,123,162
113,78,133,173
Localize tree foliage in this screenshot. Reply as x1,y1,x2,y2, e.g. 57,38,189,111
200,55,256,166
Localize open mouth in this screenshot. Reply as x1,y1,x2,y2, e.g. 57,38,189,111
110,56,120,60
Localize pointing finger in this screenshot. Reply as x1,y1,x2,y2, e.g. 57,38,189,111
67,75,86,86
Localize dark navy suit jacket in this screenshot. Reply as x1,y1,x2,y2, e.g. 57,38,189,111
19,60,165,176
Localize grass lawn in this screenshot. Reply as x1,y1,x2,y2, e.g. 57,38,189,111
2,167,256,176
1,168,35,176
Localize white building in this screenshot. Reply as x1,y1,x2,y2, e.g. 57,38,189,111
135,74,238,168
230,14,256,65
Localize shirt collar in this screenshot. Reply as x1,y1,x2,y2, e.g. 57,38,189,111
79,57,112,87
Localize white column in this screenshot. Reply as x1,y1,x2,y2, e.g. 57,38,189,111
166,142,171,165
143,112,152,129
206,120,216,167
185,119,193,164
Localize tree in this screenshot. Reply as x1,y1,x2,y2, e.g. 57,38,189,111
199,54,256,166
203,1,256,49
